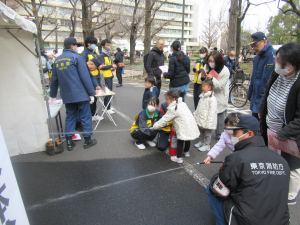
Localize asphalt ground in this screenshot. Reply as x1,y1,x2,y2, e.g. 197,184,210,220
11,77,300,225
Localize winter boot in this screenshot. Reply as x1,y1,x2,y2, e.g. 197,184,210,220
66,137,76,151
84,136,97,149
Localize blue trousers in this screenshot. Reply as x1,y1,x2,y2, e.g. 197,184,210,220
104,77,113,110
170,83,189,101
206,185,226,225
65,101,92,138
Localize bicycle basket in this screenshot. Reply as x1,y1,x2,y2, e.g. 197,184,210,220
233,69,245,84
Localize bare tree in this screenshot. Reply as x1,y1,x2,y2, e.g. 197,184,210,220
69,0,79,37
278,0,300,17
121,0,145,64
13,0,60,50
144,0,172,55
202,10,218,49
104,12,127,40
80,0,116,40
228,0,239,54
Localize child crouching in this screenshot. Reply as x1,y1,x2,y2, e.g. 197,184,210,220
130,96,160,150
193,79,217,151
153,90,200,163
204,113,240,164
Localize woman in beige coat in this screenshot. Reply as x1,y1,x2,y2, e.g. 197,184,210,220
153,90,199,164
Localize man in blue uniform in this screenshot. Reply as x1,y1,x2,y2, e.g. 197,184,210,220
247,32,276,120
50,37,97,151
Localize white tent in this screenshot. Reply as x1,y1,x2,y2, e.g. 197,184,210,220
0,2,50,156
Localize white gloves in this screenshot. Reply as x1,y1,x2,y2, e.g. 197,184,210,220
89,96,95,104
49,98,56,104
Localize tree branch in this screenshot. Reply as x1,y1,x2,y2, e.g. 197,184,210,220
43,24,59,41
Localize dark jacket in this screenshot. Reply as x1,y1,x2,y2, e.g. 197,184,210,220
163,51,190,87
210,136,290,225
224,56,239,78
259,70,300,169
50,49,96,104
130,108,160,136
81,48,100,77
247,42,276,113
114,51,124,66
142,86,159,109
145,47,165,79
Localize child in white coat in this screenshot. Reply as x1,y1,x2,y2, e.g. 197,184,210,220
153,90,200,163
193,79,217,151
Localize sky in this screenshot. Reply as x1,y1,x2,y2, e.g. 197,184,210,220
197,0,284,34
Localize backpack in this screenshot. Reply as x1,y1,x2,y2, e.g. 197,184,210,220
144,51,157,73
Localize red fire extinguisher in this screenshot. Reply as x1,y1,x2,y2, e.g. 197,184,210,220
169,128,177,156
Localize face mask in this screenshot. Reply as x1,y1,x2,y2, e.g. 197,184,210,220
231,132,248,146
200,54,206,58
105,47,111,51
275,63,293,77
229,57,235,61
147,105,156,113
90,44,97,50
209,62,215,69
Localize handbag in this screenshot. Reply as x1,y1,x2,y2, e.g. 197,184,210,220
118,62,125,68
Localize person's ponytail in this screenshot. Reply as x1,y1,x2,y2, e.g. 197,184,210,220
171,41,185,63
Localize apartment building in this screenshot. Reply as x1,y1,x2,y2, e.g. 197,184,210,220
15,0,200,52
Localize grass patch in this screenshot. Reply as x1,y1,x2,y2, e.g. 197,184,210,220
240,63,253,75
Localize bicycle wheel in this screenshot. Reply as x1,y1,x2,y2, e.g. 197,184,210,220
230,84,248,108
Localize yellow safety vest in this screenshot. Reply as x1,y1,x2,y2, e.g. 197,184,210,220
100,55,113,78
130,109,159,133
87,54,99,76
194,59,204,84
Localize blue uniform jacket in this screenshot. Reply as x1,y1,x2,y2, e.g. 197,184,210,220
247,42,276,113
224,56,239,78
142,86,159,109
50,49,96,104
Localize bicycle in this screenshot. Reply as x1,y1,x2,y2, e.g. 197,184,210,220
229,69,248,108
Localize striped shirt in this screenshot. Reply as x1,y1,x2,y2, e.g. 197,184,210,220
267,73,299,132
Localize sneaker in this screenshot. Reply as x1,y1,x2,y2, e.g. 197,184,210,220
116,84,123,87
84,137,97,149
288,198,297,205
171,156,183,163
198,145,210,152
145,140,156,147
107,109,115,114
183,151,190,157
135,142,146,150
194,141,204,148
92,115,104,121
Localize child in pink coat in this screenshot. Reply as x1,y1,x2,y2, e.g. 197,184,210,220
204,113,241,164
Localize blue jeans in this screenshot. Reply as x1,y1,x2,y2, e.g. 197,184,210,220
206,185,226,225
170,83,189,101
65,101,92,138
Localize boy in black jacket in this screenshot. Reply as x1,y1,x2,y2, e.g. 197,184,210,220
206,115,290,225
142,76,159,109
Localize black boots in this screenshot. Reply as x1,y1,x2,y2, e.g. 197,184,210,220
84,137,97,149
66,137,76,151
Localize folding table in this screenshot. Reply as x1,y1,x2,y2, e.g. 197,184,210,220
94,89,117,130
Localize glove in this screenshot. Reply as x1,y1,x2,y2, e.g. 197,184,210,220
49,98,56,104
89,96,95,104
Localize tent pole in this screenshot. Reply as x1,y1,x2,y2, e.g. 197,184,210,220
34,35,56,147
